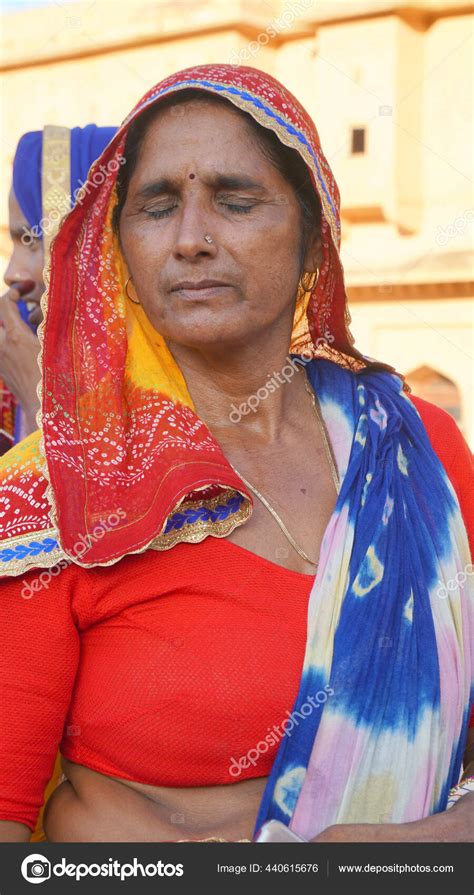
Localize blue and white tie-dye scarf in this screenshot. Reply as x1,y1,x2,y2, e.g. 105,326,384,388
255,359,472,839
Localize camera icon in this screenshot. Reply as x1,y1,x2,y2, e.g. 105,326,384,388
275,547,289,559
66,724,81,736
21,854,51,884
378,635,393,648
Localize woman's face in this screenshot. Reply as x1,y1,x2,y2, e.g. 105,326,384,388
119,100,320,350
4,188,45,327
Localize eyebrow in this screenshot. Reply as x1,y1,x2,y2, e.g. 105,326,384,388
135,173,268,199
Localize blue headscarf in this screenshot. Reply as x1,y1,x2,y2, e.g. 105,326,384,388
12,123,117,236
10,124,117,443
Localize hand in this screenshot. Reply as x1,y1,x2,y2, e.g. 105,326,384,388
0,286,41,435
311,792,474,842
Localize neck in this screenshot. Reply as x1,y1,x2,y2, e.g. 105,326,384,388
167,333,307,444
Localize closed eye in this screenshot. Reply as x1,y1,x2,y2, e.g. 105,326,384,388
145,206,177,220
220,203,254,214
144,201,257,220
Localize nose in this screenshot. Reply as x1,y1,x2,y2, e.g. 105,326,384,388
173,197,217,261
3,243,40,292
3,251,24,289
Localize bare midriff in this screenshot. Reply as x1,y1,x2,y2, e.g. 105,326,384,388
43,757,265,841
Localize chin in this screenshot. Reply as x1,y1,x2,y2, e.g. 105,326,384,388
155,308,249,348
167,324,249,350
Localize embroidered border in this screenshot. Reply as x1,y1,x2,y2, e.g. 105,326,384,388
0,530,63,577
164,492,245,533
151,489,251,551
41,126,71,256
0,491,251,576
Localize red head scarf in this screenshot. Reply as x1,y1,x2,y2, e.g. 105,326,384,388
1,64,390,572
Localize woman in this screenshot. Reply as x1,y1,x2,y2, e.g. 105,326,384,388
0,124,117,452
1,124,119,841
0,123,117,843
0,64,472,843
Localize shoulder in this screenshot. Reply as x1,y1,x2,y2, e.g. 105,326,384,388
0,429,67,579
410,394,473,551
409,394,473,480
410,393,462,437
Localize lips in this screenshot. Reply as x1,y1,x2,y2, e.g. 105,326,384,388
171,279,230,291
170,279,233,302
22,294,43,327
27,305,43,328
12,279,36,297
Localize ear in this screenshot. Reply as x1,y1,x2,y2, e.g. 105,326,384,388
302,230,322,273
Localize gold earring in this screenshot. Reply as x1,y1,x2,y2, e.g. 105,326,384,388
299,269,319,293
125,276,140,305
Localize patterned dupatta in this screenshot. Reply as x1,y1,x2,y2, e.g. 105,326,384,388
0,65,471,834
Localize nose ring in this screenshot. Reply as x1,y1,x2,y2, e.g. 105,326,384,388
204,234,213,244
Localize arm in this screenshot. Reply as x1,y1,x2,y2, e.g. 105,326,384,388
311,730,474,841
311,794,474,842
0,562,83,840
0,821,31,842
311,727,474,842
410,395,473,555
311,729,474,842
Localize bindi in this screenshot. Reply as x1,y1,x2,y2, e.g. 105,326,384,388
189,173,196,179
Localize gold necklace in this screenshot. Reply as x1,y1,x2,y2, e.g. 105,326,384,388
229,369,340,568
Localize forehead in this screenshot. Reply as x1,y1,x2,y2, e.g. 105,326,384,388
8,187,29,228
130,99,282,181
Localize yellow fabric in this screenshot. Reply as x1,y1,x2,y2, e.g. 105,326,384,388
117,248,193,407
29,752,63,841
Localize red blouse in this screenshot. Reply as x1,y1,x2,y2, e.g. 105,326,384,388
0,396,472,831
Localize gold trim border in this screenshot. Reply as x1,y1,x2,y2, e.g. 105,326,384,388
41,125,71,256
0,489,252,577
